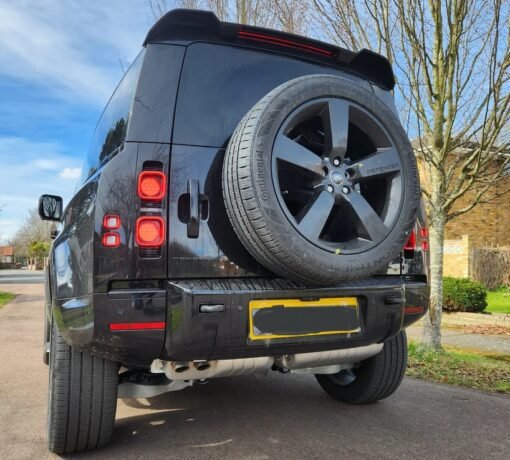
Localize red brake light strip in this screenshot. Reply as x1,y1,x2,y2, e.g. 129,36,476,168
238,30,334,57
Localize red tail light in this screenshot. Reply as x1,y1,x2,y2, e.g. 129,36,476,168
102,232,120,248
420,227,429,238
103,214,121,229
403,230,416,250
138,171,166,201
136,216,165,247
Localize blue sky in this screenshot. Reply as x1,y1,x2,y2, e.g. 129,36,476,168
0,1,156,242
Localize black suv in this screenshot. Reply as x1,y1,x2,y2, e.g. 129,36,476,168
39,9,429,454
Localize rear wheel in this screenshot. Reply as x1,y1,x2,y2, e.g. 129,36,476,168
315,331,407,404
47,321,119,454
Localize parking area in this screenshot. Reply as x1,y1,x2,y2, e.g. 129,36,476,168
0,281,509,459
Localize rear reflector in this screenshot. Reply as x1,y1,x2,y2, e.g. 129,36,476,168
138,171,166,201
420,227,429,238
404,306,425,315
103,214,121,229
403,230,416,250
238,29,334,57
109,321,166,331
102,232,120,248
421,240,429,251
136,216,165,247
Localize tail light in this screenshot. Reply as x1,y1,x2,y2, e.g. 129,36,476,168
138,171,166,201
136,216,165,247
420,226,429,251
103,214,121,229
102,232,120,248
403,230,416,251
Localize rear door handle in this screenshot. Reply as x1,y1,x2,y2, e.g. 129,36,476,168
187,179,200,238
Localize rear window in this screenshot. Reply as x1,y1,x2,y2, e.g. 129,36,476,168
173,43,363,147
82,50,145,181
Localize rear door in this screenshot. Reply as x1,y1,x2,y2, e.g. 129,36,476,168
168,43,371,279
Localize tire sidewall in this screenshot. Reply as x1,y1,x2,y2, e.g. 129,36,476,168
247,75,419,282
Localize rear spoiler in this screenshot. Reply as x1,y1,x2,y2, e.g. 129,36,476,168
143,9,395,91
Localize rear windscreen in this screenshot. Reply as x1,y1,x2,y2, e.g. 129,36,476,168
173,43,362,148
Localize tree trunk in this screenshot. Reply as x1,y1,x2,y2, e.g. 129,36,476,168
421,216,445,349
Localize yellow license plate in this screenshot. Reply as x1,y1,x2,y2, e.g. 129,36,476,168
248,297,360,340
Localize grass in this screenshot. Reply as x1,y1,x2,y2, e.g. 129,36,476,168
486,288,510,314
0,291,16,309
407,341,510,394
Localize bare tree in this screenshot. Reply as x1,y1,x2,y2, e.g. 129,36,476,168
11,208,55,257
273,0,310,35
146,0,276,27
313,0,510,349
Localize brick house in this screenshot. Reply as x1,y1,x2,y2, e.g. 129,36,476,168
0,245,14,267
416,148,510,279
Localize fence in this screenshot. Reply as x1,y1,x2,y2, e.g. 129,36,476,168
471,247,510,289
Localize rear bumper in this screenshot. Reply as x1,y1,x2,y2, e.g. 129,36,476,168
161,277,429,362
57,276,428,367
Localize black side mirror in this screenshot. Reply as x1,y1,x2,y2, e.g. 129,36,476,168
38,194,63,222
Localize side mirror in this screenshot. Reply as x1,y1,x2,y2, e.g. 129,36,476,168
38,194,63,222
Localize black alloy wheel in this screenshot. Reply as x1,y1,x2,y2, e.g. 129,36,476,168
272,98,403,254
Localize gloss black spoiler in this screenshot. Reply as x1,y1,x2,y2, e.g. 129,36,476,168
143,9,395,90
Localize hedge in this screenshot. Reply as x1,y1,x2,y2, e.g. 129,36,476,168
443,277,487,313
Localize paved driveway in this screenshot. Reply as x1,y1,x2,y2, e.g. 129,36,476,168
0,284,509,459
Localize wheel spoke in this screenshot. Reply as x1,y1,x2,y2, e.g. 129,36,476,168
343,191,388,241
322,99,349,162
350,147,401,179
274,134,323,175
297,190,335,240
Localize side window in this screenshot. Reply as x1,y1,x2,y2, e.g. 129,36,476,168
82,49,145,181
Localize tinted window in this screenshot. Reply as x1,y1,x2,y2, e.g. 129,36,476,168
82,50,145,181
174,44,364,147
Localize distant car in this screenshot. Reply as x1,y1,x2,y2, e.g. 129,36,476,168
39,9,429,454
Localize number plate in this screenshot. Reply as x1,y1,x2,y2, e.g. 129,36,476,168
249,297,360,340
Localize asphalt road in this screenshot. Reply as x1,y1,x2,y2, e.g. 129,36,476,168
0,269,44,284
1,284,509,460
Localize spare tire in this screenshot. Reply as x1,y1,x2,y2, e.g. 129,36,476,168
222,75,419,285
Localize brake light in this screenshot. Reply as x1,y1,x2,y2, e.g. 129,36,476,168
138,171,166,201
136,216,165,247
420,227,428,238
103,214,121,229
102,232,120,248
238,29,334,57
403,230,416,250
109,321,166,331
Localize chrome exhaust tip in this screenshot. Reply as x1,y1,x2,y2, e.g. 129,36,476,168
193,361,211,371
173,362,190,373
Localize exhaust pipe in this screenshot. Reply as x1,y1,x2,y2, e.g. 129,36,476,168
160,343,383,381
193,361,211,371
172,362,190,373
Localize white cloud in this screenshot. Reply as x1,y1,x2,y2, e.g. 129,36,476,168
0,136,82,241
0,0,150,106
59,167,82,180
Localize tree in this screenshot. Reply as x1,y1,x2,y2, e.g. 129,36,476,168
146,0,277,27
28,241,50,259
11,208,55,257
312,0,510,349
